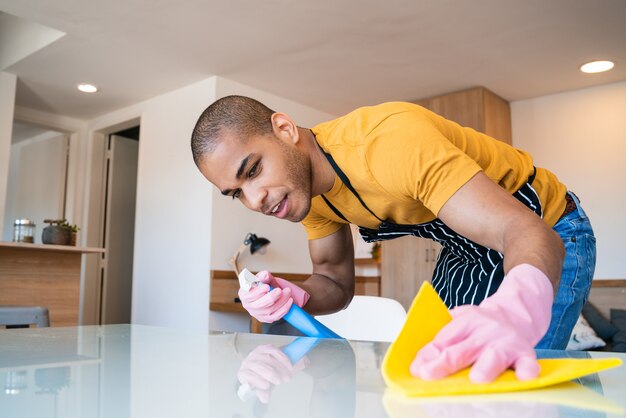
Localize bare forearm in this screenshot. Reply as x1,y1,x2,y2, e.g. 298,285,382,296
437,172,565,295
299,272,354,315
305,224,356,315
502,218,564,294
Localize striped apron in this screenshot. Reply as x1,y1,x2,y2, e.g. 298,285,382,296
319,148,542,309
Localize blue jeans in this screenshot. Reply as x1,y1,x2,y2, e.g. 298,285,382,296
536,192,596,349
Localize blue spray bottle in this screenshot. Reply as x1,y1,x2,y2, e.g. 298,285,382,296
238,268,342,339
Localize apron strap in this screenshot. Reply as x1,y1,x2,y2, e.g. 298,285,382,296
528,166,537,185
320,194,349,223
317,142,383,223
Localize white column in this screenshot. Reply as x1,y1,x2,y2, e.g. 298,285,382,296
0,72,17,240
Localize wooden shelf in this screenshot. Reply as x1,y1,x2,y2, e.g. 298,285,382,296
355,258,380,266
0,241,104,254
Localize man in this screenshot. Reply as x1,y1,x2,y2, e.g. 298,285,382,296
191,95,595,383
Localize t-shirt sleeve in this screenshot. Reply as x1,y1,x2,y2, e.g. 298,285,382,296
301,201,344,240
365,110,482,216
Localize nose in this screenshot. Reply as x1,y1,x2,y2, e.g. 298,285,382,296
241,183,267,213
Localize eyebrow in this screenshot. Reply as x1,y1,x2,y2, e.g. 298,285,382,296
220,154,252,196
236,154,252,179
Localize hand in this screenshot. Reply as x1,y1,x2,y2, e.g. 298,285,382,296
410,264,553,383
237,344,309,404
238,271,310,323
256,271,310,307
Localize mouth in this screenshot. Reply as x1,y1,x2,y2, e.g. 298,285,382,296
269,196,288,218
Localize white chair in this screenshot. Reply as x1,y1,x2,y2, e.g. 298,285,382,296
315,295,407,342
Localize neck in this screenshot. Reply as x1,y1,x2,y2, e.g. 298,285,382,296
298,128,335,197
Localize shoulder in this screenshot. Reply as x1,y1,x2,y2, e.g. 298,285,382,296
312,101,436,148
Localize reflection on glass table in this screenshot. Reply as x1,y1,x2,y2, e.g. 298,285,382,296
0,325,624,418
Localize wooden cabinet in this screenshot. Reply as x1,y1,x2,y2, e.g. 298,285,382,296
0,242,105,326
381,86,511,310
414,86,512,144
381,237,441,310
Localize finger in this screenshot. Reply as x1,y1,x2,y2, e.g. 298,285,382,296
242,356,285,383
243,358,290,384
239,284,270,303
292,356,310,373
410,342,441,373
248,287,283,309
248,287,287,310
261,346,293,369
262,297,293,322
448,304,476,319
261,287,291,315
513,354,540,381
256,270,274,285
428,314,476,349
469,345,511,383
252,344,277,353
412,338,483,380
410,313,476,375
255,389,271,404
237,369,273,389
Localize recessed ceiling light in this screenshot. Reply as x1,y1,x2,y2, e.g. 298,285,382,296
580,60,615,74
77,83,98,93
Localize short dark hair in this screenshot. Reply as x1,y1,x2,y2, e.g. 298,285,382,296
191,95,275,165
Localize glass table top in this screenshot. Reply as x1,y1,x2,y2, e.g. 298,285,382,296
0,324,624,418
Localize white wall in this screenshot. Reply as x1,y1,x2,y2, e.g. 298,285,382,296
86,77,217,331
12,106,89,236
512,80,626,280
0,72,17,239
3,132,67,243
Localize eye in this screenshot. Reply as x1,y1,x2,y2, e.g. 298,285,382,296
232,189,241,200
248,161,260,177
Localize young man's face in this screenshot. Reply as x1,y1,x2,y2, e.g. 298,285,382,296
198,130,313,223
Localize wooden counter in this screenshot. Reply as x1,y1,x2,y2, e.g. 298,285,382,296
0,242,104,327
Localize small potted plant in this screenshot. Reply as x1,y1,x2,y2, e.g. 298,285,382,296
42,219,80,246
60,220,80,246
371,242,381,263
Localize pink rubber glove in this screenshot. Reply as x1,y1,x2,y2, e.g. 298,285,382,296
256,271,310,307
238,271,310,323
237,344,309,404
411,263,554,383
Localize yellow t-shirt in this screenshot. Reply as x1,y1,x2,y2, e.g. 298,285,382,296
303,102,567,240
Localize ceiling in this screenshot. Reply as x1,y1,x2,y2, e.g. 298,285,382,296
1,0,626,120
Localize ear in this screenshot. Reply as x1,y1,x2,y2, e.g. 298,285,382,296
271,113,300,145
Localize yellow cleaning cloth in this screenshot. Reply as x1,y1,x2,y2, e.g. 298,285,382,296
382,282,622,397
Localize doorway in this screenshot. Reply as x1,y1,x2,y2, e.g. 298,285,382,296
98,126,139,325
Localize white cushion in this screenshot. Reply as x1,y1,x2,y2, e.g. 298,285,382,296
566,315,606,350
